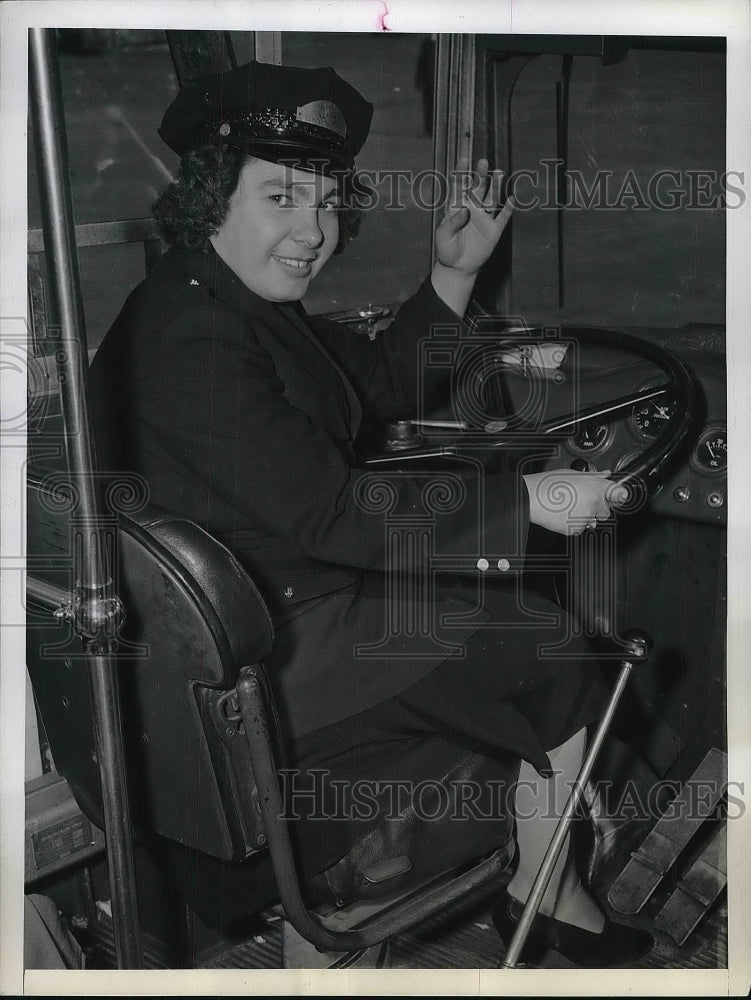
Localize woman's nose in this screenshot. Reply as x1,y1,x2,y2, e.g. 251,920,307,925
293,208,324,248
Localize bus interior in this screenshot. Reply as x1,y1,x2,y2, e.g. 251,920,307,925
21,27,731,976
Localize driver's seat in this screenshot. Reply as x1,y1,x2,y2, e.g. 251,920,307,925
26,473,519,966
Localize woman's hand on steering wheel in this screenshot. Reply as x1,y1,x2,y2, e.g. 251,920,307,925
523,469,630,536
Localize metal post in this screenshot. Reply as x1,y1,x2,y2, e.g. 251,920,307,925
502,629,652,968
28,27,143,969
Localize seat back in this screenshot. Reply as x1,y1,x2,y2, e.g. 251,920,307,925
26,474,274,861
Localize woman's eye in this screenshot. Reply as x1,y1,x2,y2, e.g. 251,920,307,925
320,201,341,212
270,194,294,207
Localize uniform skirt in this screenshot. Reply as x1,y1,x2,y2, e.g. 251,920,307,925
280,579,610,875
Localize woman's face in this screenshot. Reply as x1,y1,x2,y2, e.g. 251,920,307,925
210,157,340,301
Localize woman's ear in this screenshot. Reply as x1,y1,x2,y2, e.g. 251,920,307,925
333,171,375,255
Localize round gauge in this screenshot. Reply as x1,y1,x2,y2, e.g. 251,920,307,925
631,388,676,440
568,419,612,455
614,447,644,473
691,426,727,475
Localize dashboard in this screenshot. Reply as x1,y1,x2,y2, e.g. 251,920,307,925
520,329,727,527
358,320,727,529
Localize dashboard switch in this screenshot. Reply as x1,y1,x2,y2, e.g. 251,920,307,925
673,486,690,503
706,491,725,508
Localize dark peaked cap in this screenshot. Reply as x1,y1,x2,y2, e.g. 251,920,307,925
159,60,373,173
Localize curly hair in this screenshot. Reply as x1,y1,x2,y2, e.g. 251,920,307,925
152,142,369,255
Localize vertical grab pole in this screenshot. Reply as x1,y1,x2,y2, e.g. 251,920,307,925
28,28,143,969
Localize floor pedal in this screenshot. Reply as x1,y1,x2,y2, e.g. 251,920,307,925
607,748,727,915
652,823,726,946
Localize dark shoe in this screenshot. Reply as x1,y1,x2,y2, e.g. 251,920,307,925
492,891,654,968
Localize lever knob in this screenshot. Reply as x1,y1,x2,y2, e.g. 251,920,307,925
619,628,653,665
385,420,423,451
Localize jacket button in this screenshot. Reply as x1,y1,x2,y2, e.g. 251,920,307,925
284,587,294,598
497,558,511,572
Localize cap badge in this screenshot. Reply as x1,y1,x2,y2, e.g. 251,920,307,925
296,100,347,138
218,122,231,136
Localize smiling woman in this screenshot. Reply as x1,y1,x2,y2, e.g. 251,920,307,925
209,160,341,300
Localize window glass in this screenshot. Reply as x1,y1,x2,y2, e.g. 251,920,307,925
501,44,725,329
28,30,180,351
280,32,435,315
29,30,179,229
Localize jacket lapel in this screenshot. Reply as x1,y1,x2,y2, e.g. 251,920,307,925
277,300,363,437
174,248,362,439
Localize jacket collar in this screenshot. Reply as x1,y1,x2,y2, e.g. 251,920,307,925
169,245,281,323
167,246,362,435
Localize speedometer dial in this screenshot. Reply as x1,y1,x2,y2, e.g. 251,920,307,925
631,389,676,440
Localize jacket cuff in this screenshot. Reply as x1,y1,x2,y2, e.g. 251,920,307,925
405,274,472,331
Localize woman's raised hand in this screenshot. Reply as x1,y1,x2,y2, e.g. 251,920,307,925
435,157,514,276
431,157,513,316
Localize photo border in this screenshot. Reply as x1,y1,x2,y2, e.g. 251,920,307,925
2,1,749,995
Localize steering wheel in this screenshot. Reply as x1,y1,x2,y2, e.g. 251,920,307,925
366,327,693,514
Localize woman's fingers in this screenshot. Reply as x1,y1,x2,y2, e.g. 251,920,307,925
452,157,492,209
459,160,512,230
495,195,515,232
523,468,631,535
440,204,470,235
448,156,469,214
606,480,631,507
481,168,503,213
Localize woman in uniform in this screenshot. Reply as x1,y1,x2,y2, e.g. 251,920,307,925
90,59,652,966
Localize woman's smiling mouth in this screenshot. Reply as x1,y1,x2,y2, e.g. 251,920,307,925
273,254,316,272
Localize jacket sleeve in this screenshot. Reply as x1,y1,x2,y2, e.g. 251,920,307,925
310,275,459,421
114,282,530,577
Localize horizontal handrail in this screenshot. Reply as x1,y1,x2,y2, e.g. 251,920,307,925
27,576,69,612
28,218,161,253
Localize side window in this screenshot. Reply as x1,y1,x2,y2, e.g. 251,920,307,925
28,29,180,352
474,37,725,330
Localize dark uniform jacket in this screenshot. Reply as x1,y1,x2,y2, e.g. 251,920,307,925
90,246,530,736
